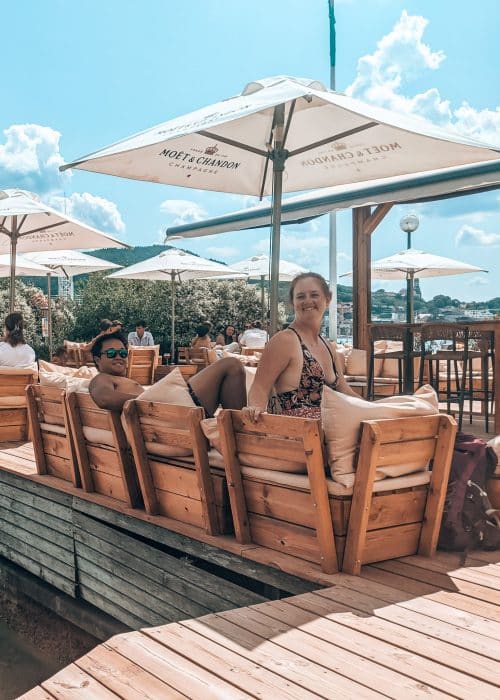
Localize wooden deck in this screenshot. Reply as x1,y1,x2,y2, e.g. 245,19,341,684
20,549,500,699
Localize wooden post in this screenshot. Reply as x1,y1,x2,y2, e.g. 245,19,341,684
352,203,393,351
352,206,371,351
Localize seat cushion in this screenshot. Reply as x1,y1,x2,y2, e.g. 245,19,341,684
138,367,195,407
241,465,431,497
322,384,439,486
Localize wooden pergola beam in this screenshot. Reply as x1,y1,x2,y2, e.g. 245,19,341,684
352,202,394,350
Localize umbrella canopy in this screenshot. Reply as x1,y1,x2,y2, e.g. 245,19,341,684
0,253,52,277
341,248,487,322
231,254,308,322
24,250,121,279
231,254,307,281
62,75,499,333
0,189,128,311
108,248,245,358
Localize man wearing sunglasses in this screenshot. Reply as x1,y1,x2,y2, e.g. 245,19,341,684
89,331,247,417
89,332,144,411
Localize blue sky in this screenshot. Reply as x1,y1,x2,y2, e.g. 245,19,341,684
1,0,499,301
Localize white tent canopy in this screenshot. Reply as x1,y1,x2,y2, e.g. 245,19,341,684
108,248,245,357
62,75,499,333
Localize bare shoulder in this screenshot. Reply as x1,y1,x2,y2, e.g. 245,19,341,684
89,373,112,391
265,328,299,350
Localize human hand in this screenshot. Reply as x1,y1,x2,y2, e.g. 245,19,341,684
241,405,264,423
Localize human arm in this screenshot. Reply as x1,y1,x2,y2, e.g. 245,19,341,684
89,374,143,412
245,331,295,421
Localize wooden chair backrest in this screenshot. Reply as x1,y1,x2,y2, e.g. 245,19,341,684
343,413,456,574
26,385,79,485
217,410,337,569
187,347,210,367
0,369,36,442
65,392,141,506
0,368,35,399
126,345,160,385
122,400,220,534
177,347,190,364
241,347,265,356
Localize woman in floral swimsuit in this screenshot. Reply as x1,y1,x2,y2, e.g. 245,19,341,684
244,272,357,422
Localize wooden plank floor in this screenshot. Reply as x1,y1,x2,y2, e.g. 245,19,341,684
20,550,500,699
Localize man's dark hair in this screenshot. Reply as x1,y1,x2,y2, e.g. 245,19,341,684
99,318,113,332
112,319,123,328
135,320,146,328
196,324,210,337
252,320,262,329
91,331,128,361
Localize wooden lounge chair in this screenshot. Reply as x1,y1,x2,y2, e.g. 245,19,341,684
66,392,141,506
0,368,36,442
122,400,230,535
26,385,79,486
126,344,160,385
218,411,456,575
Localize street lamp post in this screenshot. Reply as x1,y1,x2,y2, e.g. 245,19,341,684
400,214,419,324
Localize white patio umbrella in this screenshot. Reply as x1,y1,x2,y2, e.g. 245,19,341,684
0,189,128,312
231,254,308,321
107,248,245,358
341,248,487,322
0,252,52,277
62,75,499,334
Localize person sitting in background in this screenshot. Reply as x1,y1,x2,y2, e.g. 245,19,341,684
128,321,154,346
89,331,246,417
0,313,36,367
191,324,212,349
216,324,238,346
239,320,268,349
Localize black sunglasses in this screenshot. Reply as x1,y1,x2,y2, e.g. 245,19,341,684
99,348,128,359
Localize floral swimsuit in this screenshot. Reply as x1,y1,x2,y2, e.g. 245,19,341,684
268,327,338,419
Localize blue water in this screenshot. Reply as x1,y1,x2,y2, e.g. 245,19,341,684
0,621,59,699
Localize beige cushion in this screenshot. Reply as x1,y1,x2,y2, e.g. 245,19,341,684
39,422,66,436
0,396,26,407
145,441,192,458
138,367,195,406
241,465,431,497
200,417,306,473
39,369,91,394
39,359,97,378
82,426,115,446
322,384,439,487
346,346,384,378
487,436,500,474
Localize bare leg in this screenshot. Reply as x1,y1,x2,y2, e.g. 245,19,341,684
188,357,246,417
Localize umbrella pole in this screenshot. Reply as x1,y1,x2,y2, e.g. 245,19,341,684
171,272,176,362
47,273,53,360
9,219,18,313
269,105,286,336
260,275,265,324
407,271,415,324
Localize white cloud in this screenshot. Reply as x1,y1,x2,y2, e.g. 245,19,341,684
0,123,70,194
465,276,489,286
49,192,126,234
206,245,240,259
346,11,500,146
455,224,500,247
160,198,208,225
